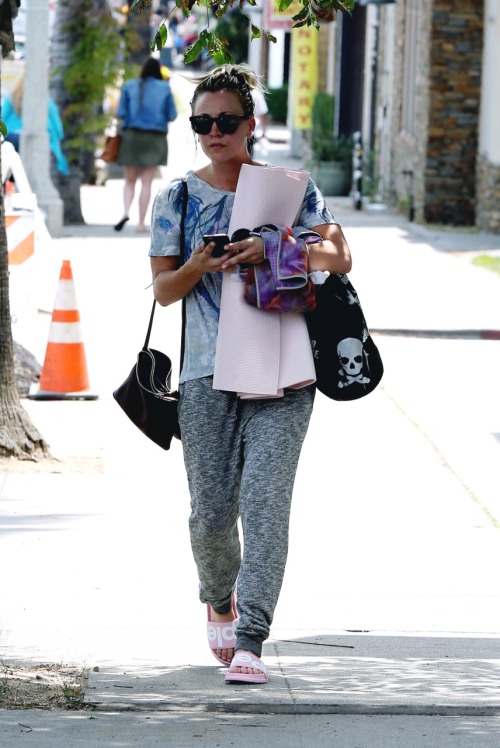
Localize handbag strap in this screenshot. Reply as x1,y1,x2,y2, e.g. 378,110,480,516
179,178,188,370
144,179,189,365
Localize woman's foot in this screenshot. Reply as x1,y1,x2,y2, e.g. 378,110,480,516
135,224,149,234
114,216,129,231
207,600,237,666
225,650,268,684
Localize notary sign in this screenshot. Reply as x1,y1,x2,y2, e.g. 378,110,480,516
292,26,318,130
265,0,303,29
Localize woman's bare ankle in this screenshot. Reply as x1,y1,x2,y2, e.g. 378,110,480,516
210,607,235,623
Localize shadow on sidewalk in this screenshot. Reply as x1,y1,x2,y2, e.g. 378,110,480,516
85,633,500,716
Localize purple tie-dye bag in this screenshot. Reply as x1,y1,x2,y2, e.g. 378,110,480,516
240,225,318,313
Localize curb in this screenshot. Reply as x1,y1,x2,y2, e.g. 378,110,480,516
84,700,500,717
372,329,500,340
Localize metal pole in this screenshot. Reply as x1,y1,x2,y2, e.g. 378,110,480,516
352,131,363,210
20,0,63,236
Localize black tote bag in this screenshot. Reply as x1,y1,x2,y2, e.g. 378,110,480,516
305,273,383,401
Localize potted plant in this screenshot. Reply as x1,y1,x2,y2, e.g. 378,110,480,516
308,92,352,196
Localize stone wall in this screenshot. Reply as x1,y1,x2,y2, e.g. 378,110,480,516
376,0,485,226
476,154,500,232
379,0,432,221
424,0,483,225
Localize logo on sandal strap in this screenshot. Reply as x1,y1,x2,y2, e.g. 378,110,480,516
207,622,237,648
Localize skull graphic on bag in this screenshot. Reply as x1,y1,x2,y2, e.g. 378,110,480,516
337,337,371,388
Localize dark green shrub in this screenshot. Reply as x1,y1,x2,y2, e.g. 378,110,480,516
267,85,288,124
311,91,352,162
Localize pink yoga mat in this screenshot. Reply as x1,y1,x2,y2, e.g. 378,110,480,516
213,165,316,398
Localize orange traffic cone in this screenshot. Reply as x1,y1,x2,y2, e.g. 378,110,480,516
29,260,97,400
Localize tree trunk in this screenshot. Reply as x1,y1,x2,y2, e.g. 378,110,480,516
49,0,87,224
52,171,84,224
0,144,50,459
126,1,153,68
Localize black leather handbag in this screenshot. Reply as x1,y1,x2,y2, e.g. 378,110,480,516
112,302,181,449
305,273,383,401
112,179,188,449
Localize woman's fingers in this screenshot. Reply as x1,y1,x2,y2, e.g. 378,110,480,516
222,237,264,269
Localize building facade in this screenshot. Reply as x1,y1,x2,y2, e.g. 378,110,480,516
367,0,499,231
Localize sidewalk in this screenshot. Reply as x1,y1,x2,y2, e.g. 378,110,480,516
1,120,499,745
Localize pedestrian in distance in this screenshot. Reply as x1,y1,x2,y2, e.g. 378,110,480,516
2,74,70,176
252,87,269,139
114,56,177,234
149,63,351,684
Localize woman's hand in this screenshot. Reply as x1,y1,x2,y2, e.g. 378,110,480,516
188,240,233,273
151,243,233,306
220,234,265,271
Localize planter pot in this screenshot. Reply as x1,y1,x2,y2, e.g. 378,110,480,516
309,161,350,196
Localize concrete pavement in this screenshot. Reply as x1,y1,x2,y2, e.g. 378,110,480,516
1,98,500,744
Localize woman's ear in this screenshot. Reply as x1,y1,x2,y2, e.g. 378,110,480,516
247,116,256,138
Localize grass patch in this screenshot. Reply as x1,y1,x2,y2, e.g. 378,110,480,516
472,255,500,276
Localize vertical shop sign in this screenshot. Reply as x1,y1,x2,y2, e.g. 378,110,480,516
292,27,318,130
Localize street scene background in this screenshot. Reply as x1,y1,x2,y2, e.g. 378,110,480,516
1,69,500,745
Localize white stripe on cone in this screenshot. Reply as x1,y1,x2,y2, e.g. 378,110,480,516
47,322,85,344
53,279,80,310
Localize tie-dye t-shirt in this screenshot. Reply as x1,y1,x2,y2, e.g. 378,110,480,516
149,169,335,383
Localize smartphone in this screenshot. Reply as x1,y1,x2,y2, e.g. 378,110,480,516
203,234,230,258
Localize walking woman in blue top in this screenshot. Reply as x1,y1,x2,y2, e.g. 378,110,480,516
114,57,177,233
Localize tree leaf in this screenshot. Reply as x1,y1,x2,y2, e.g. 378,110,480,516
265,32,277,44
251,24,261,40
184,38,204,64
292,5,309,20
0,120,7,138
213,48,232,64
150,23,168,52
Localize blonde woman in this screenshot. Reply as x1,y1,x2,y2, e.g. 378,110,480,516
2,75,70,175
149,64,351,684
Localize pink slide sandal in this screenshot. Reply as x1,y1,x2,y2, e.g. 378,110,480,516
207,596,238,667
225,651,268,684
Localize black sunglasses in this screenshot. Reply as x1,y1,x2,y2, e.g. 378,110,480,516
189,113,249,135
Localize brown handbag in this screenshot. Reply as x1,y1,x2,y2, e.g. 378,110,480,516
101,133,122,163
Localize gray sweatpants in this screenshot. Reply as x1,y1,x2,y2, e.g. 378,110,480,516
178,376,314,657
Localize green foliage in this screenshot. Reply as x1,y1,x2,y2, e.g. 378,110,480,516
311,91,352,162
215,10,249,64
363,149,378,199
59,3,137,154
267,85,288,124
184,28,232,65
151,22,168,53
147,0,353,63
61,683,86,709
